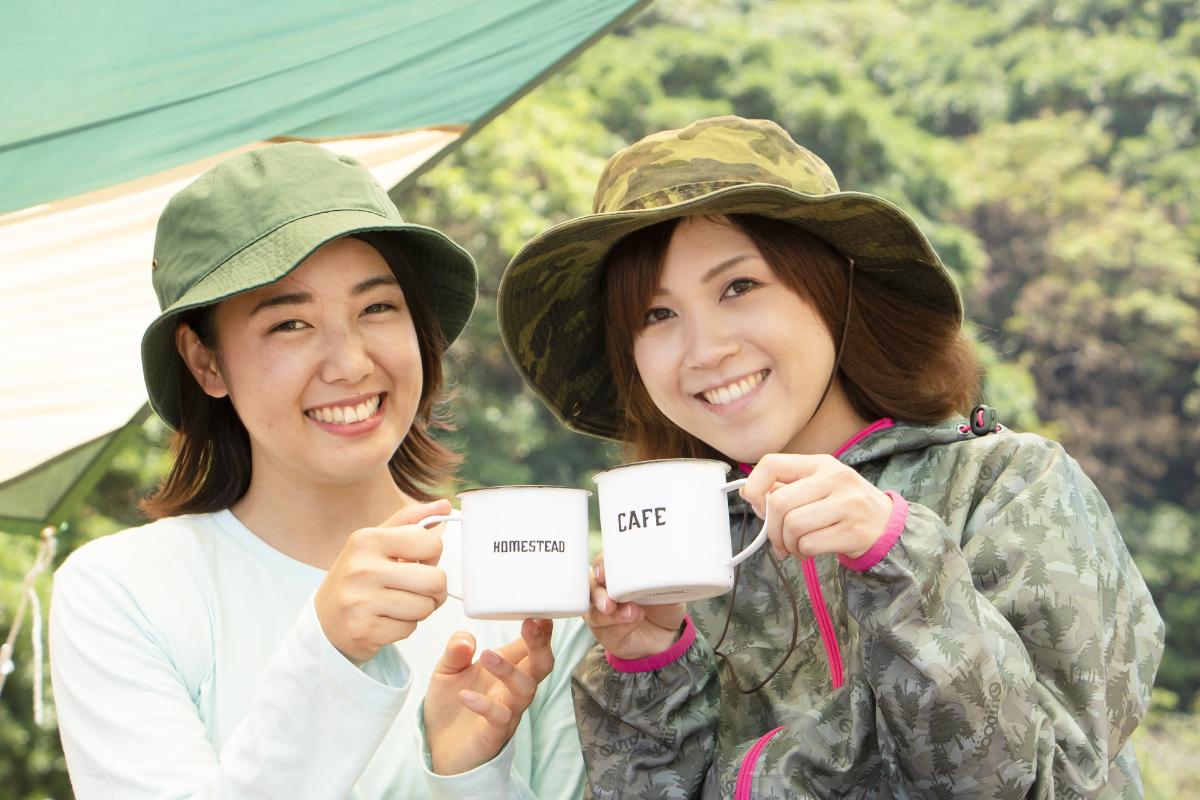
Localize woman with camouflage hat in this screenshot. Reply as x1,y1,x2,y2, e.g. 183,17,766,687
498,116,1164,798
49,144,590,799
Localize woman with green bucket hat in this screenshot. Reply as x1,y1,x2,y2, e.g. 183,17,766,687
48,143,590,798
497,117,1163,798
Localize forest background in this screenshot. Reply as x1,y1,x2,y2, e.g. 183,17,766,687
2,0,1198,795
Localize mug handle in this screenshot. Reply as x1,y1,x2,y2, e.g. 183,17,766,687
417,510,463,600
720,478,769,568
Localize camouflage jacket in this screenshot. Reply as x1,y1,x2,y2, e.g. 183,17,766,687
571,420,1164,799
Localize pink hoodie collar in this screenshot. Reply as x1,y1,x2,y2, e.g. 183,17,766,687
737,417,895,474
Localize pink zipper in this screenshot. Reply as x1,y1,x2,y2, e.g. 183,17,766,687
735,726,784,800
738,417,893,692
802,556,844,689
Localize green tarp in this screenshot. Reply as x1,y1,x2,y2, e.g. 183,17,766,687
0,0,643,212
0,0,647,535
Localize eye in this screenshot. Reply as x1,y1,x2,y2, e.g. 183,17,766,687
643,306,676,326
363,302,396,315
270,319,310,333
722,277,759,299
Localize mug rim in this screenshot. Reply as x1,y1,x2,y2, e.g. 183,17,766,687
456,484,593,497
592,457,732,483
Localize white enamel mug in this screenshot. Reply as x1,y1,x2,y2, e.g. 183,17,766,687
594,459,767,604
419,486,591,620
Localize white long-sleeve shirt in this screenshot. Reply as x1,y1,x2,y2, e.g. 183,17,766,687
49,509,592,799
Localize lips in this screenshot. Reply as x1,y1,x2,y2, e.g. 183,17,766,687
303,393,384,425
697,370,769,406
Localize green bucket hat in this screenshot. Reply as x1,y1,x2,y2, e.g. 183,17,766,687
497,115,962,441
141,142,477,429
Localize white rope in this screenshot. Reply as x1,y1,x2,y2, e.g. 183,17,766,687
0,524,59,726
29,582,45,724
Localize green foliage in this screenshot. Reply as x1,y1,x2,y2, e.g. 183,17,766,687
1120,504,1200,708
0,418,170,798
0,533,69,798
3,0,1198,794
1133,690,1200,799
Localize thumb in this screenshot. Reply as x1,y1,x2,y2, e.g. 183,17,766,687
435,631,477,675
381,498,453,529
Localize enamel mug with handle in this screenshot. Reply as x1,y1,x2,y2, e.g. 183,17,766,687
418,485,592,620
594,459,767,604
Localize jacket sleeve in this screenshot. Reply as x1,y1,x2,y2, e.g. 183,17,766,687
570,617,722,800
50,559,411,799
740,437,1164,797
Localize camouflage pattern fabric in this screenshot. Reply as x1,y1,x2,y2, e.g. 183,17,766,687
496,116,961,440
571,422,1165,799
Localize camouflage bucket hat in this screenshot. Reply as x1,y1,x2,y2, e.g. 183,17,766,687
141,142,477,429
497,115,962,441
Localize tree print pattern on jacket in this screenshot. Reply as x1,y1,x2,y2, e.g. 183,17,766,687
572,422,1164,799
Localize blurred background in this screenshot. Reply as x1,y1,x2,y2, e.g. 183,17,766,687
2,0,1198,795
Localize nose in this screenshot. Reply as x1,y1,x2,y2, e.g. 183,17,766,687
320,324,374,385
683,313,740,371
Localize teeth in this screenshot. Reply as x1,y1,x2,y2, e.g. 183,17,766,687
702,371,766,406
306,395,381,425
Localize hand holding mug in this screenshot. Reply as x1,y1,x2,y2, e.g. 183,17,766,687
424,619,555,775
740,454,893,561
585,555,686,660
314,499,451,664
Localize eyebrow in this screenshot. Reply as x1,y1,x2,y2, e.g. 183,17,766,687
249,291,311,316
248,275,400,316
700,254,755,284
352,275,401,295
653,254,757,299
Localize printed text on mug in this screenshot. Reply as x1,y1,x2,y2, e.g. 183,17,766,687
493,539,567,553
618,507,667,532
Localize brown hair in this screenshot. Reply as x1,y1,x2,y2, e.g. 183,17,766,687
602,214,981,461
141,235,460,519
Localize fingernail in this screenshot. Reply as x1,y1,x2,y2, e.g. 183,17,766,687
596,564,605,583
528,622,542,637
461,690,479,704
482,650,500,666
602,598,613,614
620,605,635,621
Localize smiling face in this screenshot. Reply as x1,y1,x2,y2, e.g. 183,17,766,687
181,237,423,489
629,216,862,463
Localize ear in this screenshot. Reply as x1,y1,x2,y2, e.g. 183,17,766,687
175,322,229,399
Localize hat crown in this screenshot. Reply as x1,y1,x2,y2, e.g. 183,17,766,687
151,143,401,310
592,116,840,214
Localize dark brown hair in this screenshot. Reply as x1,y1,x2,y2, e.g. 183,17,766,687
141,235,460,518
602,214,981,461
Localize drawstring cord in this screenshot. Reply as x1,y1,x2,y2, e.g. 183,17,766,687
712,507,802,693
711,257,855,693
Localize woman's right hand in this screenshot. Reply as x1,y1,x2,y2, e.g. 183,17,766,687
586,554,686,660
315,499,451,664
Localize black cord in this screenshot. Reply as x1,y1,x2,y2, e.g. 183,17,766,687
710,257,856,694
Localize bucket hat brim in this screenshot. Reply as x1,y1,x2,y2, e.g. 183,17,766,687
498,182,962,441
142,207,476,429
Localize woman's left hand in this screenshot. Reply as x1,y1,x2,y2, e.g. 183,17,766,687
741,453,893,561
423,619,554,775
